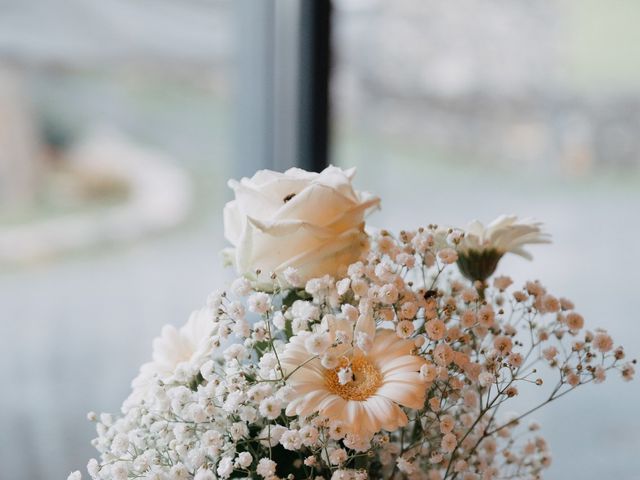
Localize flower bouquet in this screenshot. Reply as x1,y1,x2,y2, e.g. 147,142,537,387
72,166,634,480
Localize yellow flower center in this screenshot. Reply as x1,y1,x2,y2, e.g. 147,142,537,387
324,356,383,401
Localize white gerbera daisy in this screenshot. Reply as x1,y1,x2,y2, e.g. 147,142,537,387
124,308,214,409
461,215,550,259
457,215,550,281
280,328,427,438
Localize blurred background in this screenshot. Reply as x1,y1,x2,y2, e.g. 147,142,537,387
0,0,638,478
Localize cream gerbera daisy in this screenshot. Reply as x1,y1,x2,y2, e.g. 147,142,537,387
457,215,550,282
280,328,427,438
124,308,214,410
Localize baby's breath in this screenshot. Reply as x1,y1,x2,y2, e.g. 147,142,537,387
76,226,632,480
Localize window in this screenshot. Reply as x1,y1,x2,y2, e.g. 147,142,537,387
0,3,332,477
331,1,640,478
0,2,236,477
2,2,637,478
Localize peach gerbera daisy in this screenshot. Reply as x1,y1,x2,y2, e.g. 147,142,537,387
280,327,427,438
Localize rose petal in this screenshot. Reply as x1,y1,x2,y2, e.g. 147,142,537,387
223,200,244,244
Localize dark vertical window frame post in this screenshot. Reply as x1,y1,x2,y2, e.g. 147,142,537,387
232,0,331,178
233,0,276,179
298,0,332,173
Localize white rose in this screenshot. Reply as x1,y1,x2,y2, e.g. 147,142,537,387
223,166,379,288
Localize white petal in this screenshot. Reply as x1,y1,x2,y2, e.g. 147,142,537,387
377,380,425,409
379,355,425,375
222,200,243,245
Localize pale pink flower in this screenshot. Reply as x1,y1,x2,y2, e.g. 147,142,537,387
478,305,495,327
396,320,415,339
464,362,482,382
429,397,441,412
399,301,418,320
593,332,613,353
448,326,462,342
453,351,470,369
454,460,468,473
513,290,528,302
248,292,271,314
351,279,368,297
420,363,438,382
622,363,635,381
507,352,523,367
379,284,399,305
572,340,585,352
396,457,416,475
256,458,276,478
542,346,558,361
483,437,497,455
594,366,606,383
424,251,436,267
441,433,457,453
461,288,479,303
463,389,479,408
433,343,454,366
539,294,560,313
440,415,455,434
503,324,516,336
377,236,396,255
438,248,458,265
425,319,446,341
523,441,536,455
460,413,475,428
493,335,513,355
566,312,584,332
560,297,575,310
525,281,545,297
478,371,495,387
328,448,347,465
505,386,518,397
460,310,477,329
493,276,513,291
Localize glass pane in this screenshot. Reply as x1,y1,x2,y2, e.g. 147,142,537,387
0,1,235,478
332,1,640,478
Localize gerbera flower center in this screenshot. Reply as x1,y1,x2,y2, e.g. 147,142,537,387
324,356,382,401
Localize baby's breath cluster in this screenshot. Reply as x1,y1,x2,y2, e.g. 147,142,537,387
72,223,633,480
